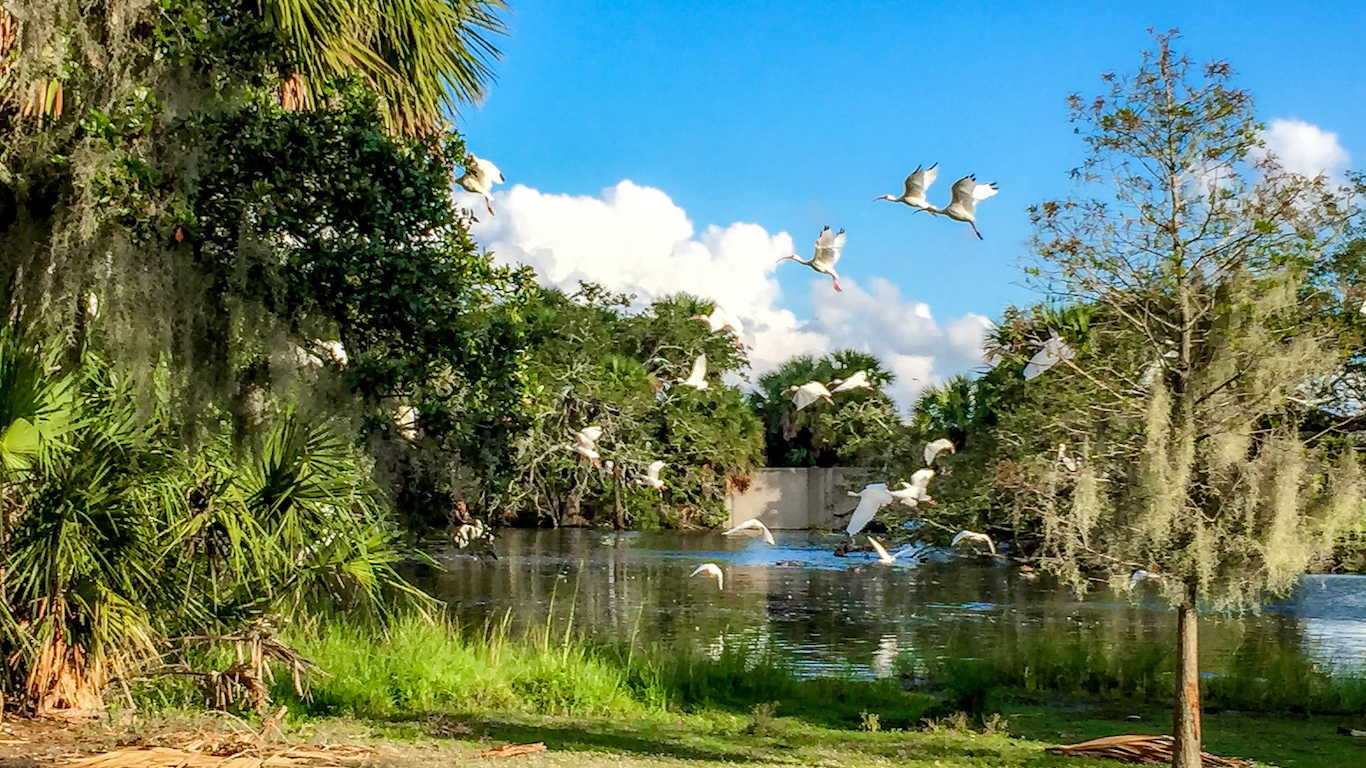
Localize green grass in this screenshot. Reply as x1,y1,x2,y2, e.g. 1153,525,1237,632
271,706,1363,768
920,625,1366,715
269,612,934,730
117,612,1366,768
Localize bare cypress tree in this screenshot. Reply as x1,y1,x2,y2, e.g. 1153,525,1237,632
1027,32,1361,767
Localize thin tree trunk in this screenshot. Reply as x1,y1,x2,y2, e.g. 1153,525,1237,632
1172,589,1201,768
612,469,624,531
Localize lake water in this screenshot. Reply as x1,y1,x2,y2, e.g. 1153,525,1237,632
404,529,1366,679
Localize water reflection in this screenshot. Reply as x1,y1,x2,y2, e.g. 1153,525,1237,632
402,529,1366,678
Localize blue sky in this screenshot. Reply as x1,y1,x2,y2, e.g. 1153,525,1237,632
452,1,1364,403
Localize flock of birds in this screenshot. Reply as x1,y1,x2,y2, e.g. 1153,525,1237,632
454,153,1160,592
687,435,997,590
775,165,998,293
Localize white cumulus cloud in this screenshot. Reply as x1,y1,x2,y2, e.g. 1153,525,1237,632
461,181,990,408
1260,118,1351,179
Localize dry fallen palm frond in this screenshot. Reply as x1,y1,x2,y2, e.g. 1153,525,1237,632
1048,734,1251,767
478,742,547,759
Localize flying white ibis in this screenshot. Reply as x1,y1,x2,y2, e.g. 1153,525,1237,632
457,154,504,216
938,175,998,239
779,226,845,292
566,425,603,467
846,482,896,536
690,562,724,590
723,518,775,545
691,306,743,337
951,530,997,556
830,370,874,394
787,380,835,410
924,438,956,466
890,468,936,507
643,460,666,491
876,164,940,214
1023,330,1076,380
1128,569,1162,590
679,354,710,391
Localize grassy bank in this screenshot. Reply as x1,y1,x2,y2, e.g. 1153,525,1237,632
256,612,1366,723
267,613,931,730
111,612,1366,768
923,628,1366,715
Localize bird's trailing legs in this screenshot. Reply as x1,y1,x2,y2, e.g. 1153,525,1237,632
830,277,842,292
969,221,983,240
484,195,496,216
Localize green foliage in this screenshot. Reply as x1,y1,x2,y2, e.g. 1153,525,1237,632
1019,35,1363,609
502,287,762,529
0,325,418,713
261,0,509,135
753,350,906,469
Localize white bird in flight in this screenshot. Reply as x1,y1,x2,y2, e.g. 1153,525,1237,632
830,370,874,394
1023,331,1076,380
723,518,775,545
567,425,603,467
678,354,710,391
787,380,835,411
890,468,936,507
457,154,504,216
643,460,666,491
876,164,940,215
779,226,845,292
951,530,997,556
1128,569,1161,590
868,536,922,565
938,175,999,239
846,482,896,536
690,562,724,590
924,438,956,466
691,306,744,338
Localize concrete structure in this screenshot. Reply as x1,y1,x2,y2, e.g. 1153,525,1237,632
725,467,871,530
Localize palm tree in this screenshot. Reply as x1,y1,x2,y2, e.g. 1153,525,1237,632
261,0,509,135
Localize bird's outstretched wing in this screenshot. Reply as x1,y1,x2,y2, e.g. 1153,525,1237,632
846,484,893,536
647,460,665,481
924,438,955,466
688,353,707,382
973,180,999,200
903,164,939,197
909,468,936,498
831,370,870,393
576,425,603,447
792,381,830,410
950,175,979,209
475,157,503,184
813,227,845,270
1023,333,1074,380
869,536,892,562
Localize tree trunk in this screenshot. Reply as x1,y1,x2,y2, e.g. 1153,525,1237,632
612,470,625,531
1172,592,1202,768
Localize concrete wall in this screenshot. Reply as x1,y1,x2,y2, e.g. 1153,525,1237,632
725,467,870,530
